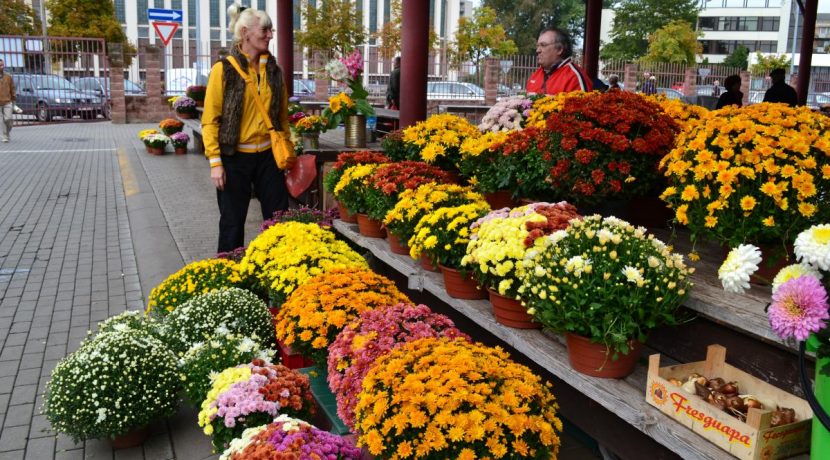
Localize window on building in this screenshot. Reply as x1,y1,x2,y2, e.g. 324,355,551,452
138,0,149,22
724,0,745,6
139,26,149,39
384,0,391,24
745,0,768,6
698,17,717,31
188,0,196,26
370,0,378,34
172,0,182,10
116,0,126,23
210,0,221,27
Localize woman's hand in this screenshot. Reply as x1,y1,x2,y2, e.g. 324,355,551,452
211,165,226,191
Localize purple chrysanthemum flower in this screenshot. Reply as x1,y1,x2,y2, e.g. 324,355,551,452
768,275,830,341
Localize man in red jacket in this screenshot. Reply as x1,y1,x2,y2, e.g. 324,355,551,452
526,28,592,95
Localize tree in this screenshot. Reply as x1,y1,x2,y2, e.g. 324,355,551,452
45,0,135,63
374,0,438,60
641,21,700,64
601,0,699,61
483,0,584,54
449,6,518,68
0,0,42,35
750,52,791,75
295,0,366,58
723,45,749,70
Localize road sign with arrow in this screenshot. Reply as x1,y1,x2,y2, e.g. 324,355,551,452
148,8,183,23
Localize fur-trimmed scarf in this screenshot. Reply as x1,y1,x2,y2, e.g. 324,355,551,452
218,46,285,156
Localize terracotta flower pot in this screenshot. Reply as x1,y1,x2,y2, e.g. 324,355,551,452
484,190,518,210
147,146,165,155
420,253,439,272
565,333,643,378
439,264,486,299
195,100,204,107
174,146,187,155
387,233,410,255
176,111,194,119
337,202,358,223
519,198,539,206
356,213,386,238
111,425,149,449
488,289,540,329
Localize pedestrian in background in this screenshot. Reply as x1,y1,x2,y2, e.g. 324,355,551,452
526,28,591,95
641,74,657,96
607,74,621,91
202,3,292,252
386,56,400,110
716,75,743,109
763,68,798,107
0,59,15,143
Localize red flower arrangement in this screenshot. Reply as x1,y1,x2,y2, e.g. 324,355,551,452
323,150,390,196
489,126,557,200
545,91,679,205
364,161,456,220
326,303,468,429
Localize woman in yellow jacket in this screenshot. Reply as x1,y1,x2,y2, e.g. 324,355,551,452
202,3,292,252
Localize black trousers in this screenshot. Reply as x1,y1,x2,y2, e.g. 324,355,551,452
217,150,288,253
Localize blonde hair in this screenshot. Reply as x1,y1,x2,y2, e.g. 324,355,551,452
227,3,273,43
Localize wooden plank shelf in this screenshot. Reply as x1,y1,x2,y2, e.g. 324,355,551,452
333,220,735,460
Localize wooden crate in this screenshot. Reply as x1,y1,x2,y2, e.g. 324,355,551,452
646,345,812,460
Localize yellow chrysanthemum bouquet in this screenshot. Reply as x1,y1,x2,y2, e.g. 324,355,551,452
332,163,382,215
462,202,581,297
409,200,491,269
383,183,486,248
458,130,515,194
146,258,254,316
646,95,709,133
401,114,482,171
274,268,410,365
660,103,830,250
354,337,563,459
237,222,367,305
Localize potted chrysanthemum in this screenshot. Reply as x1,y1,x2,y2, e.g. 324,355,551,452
462,202,581,328
142,133,169,155
170,131,190,154
519,215,692,378
322,151,390,222
218,415,361,459
409,200,491,298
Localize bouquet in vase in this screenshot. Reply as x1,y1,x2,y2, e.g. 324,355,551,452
321,50,375,129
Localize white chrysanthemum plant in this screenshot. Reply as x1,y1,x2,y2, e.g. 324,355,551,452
178,325,276,405
478,95,534,132
44,327,179,442
518,215,693,358
157,287,275,356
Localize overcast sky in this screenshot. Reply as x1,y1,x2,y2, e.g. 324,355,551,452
469,1,830,13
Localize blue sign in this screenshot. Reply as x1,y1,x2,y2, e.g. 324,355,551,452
148,8,183,23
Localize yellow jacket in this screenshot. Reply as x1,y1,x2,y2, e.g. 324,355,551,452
201,52,289,168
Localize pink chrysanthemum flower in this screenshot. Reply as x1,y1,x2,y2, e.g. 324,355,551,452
768,275,830,341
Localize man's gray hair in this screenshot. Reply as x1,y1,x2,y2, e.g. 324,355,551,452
540,27,573,58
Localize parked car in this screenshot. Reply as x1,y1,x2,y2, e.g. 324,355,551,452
426,81,485,101
695,85,727,97
72,76,146,98
12,74,107,121
657,87,686,101
293,79,314,98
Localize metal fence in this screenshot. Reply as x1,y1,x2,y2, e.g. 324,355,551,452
0,35,111,126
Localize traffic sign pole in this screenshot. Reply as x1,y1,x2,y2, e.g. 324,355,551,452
148,9,183,98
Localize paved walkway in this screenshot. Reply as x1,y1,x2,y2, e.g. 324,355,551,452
0,121,600,460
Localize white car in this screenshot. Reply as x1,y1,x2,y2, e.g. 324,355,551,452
426,81,485,101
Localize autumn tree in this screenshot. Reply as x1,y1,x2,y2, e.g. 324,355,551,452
641,21,701,64
0,0,42,35
723,45,749,70
45,0,135,63
374,0,437,60
601,0,699,61
483,0,585,54
295,0,366,58
750,52,791,75
449,6,518,69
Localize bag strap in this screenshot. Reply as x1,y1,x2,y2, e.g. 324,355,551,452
226,56,280,134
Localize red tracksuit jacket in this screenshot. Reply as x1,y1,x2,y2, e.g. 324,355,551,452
526,57,592,95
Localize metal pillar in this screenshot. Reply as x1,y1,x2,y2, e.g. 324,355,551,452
400,0,429,128
796,0,817,106
276,0,294,96
583,0,602,80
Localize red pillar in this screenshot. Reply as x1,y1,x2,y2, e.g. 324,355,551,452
276,0,294,96
400,0,429,128
797,0,818,106
583,0,602,80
